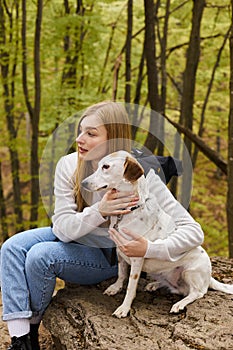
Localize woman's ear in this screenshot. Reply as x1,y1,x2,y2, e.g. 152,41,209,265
123,156,144,182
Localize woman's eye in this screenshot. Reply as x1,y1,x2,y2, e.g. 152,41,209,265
102,164,110,170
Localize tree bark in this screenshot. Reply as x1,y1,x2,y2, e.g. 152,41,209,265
112,55,122,101
22,0,40,225
125,0,133,105
143,0,161,153
61,0,85,96
0,0,23,230
30,0,43,225
180,0,205,206
132,41,146,140
0,161,8,242
156,0,171,156
228,5,233,258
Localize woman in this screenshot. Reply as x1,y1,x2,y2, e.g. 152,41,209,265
1,101,204,350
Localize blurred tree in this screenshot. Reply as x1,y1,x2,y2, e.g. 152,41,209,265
228,1,233,257
0,161,8,241
180,0,205,207
125,0,133,106
61,0,86,97
143,0,160,153
22,0,43,226
0,0,23,232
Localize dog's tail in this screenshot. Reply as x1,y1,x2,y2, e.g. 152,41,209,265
209,277,233,294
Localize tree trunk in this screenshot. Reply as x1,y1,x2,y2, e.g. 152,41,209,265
143,0,161,153
112,55,122,101
61,0,85,99
228,6,233,258
0,161,8,242
180,0,205,207
125,0,133,105
30,0,43,225
132,40,145,139
157,0,171,156
0,0,23,230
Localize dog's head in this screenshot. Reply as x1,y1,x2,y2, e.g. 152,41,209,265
81,150,144,192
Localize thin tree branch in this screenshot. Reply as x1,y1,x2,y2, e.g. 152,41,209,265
164,114,228,175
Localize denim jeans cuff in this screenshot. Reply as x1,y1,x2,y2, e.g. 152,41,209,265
2,310,32,321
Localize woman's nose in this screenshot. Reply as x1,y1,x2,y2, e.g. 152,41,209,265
76,133,84,143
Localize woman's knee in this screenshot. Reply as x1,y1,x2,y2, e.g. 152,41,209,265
25,242,57,275
1,234,21,259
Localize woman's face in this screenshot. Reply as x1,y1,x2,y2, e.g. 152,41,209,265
76,114,108,167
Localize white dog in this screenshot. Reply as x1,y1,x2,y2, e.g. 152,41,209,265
82,150,233,318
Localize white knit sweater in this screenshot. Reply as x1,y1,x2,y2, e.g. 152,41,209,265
52,152,204,262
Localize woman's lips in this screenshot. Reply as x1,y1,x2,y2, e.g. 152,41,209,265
79,147,88,154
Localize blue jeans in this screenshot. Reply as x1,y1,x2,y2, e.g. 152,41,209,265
0,227,118,321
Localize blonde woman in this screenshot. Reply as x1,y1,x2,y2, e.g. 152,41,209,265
1,101,203,349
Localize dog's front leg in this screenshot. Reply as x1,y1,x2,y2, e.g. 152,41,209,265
104,253,128,296
113,257,144,318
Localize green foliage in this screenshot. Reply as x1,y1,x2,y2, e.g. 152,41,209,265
0,0,231,256
191,152,228,257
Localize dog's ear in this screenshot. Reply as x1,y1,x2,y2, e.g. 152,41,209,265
123,156,144,182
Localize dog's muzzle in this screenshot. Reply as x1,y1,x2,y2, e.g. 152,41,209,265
81,179,108,192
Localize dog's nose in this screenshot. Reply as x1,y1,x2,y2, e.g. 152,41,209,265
81,180,90,190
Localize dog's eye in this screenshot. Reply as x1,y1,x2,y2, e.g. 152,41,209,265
102,164,110,170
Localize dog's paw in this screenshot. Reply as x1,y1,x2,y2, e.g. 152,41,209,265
112,305,130,318
170,302,185,314
103,283,122,296
144,281,160,292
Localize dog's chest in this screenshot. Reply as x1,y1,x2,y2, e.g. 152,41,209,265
111,204,175,242
110,207,152,238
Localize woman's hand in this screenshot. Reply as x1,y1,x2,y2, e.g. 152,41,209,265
108,227,148,257
98,189,139,217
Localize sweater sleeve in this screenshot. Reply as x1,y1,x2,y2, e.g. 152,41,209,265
51,153,107,242
144,170,204,261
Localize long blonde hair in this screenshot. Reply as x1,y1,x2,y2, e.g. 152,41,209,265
74,101,132,211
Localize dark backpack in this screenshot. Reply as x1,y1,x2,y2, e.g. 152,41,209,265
131,148,183,184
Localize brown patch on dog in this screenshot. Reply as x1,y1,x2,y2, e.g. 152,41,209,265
123,156,144,183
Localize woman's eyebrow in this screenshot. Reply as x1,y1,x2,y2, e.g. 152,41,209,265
79,126,98,132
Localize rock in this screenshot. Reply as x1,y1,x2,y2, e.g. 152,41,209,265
43,257,233,350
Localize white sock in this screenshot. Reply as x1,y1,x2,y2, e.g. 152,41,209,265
7,319,30,338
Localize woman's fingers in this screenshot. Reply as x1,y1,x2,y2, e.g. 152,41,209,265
121,228,141,239
110,191,139,210
108,227,128,246
108,227,148,257
110,190,135,199
109,227,139,243
105,190,139,212
111,199,139,211
109,190,139,202
99,190,139,217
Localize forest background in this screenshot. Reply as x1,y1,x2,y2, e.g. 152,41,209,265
0,0,233,258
